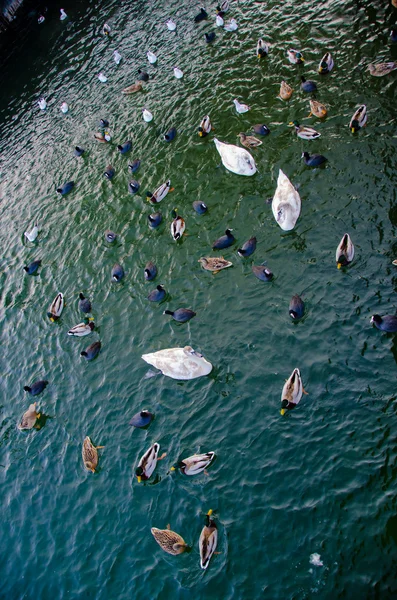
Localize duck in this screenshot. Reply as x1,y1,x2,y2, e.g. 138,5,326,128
142,108,153,122
290,121,320,140
148,285,166,302
60,102,68,113
128,180,140,194
67,321,95,337
238,132,262,148
193,201,208,214
166,18,176,31
146,180,172,203
104,165,115,180
80,341,101,361
391,29,397,43
368,62,397,76
164,308,196,323
252,124,270,136
137,69,149,82
318,52,334,74
301,151,327,167
198,115,212,137
98,73,107,83
56,181,74,195
233,98,250,113
151,527,188,555
194,8,208,22
349,105,367,132
370,314,397,332
60,8,67,20
336,233,354,268
141,346,212,380
216,0,229,13
214,138,257,176
173,67,183,79
280,368,307,415
135,443,166,482
238,237,257,257
308,99,327,118
122,81,142,94
224,18,237,31
105,230,117,243
212,228,235,249
24,259,41,275
144,262,157,281
24,380,48,396
129,409,154,428
289,294,305,319
47,293,64,321
128,159,141,173
216,14,224,27
24,225,38,242
287,49,304,64
38,97,47,110
102,23,111,35
38,14,45,24
205,31,216,43
257,38,269,58
279,81,293,100
112,264,125,282
94,131,111,143
199,510,218,570
118,140,132,154
18,402,40,430
252,265,273,281
148,212,163,228
164,127,177,142
99,118,109,128
147,50,157,64
74,146,85,157
300,76,317,93
82,436,104,473
272,169,301,231
113,50,122,65
78,293,92,313
171,452,215,476
170,210,186,240
198,257,232,273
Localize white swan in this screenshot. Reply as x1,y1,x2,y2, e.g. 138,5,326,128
142,346,212,380
214,138,256,176
271,169,301,231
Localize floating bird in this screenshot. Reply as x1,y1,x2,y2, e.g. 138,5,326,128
148,285,166,302
238,237,257,257
147,50,157,64
212,228,235,249
151,527,188,555
164,127,177,142
103,23,111,35
252,265,273,281
308,99,327,118
24,225,38,242
38,15,45,24
170,210,185,240
78,293,92,314
142,108,153,122
105,230,117,243
47,293,64,321
216,0,229,13
128,159,141,173
128,180,140,194
24,380,48,396
371,314,397,332
301,76,317,93
129,409,154,428
198,115,212,137
289,294,305,319
272,169,301,231
368,62,397,76
224,18,237,31
391,29,397,43
118,140,132,154
57,181,74,195
68,321,95,337
280,368,307,415
199,510,218,570
193,201,208,214
173,67,183,79
146,180,172,203
98,73,108,83
257,38,269,58
318,52,334,74
137,69,149,82
113,50,122,65
104,165,115,180
216,14,224,26
290,121,320,140
24,260,41,275
233,98,250,113
198,257,232,273
205,32,216,43
287,49,304,64
252,124,270,136
60,102,68,113
74,146,85,157
81,341,101,361
59,8,67,20
335,233,354,268
144,261,157,281
214,138,257,176
164,308,196,323
18,403,40,430
194,8,208,22
279,81,293,100
122,82,142,94
166,18,176,31
99,118,109,128
38,97,47,110
94,131,111,143
349,105,367,132
141,346,212,380
112,264,125,282
172,452,215,475
301,151,327,167
82,436,104,472
238,132,262,148
148,212,163,228
136,442,166,482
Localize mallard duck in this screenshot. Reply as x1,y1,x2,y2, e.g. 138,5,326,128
301,152,327,167
122,82,143,94
349,105,367,132
199,510,218,570
47,293,64,322
172,452,215,475
309,99,327,118
151,526,189,555
272,169,301,231
214,138,257,176
18,403,40,430
67,321,95,337
198,115,212,137
368,62,397,76
141,346,213,380
94,131,111,143
102,23,111,35
238,237,257,257
289,294,305,319
287,49,304,64
146,180,173,203
371,314,397,332
170,209,185,240
198,257,233,273
290,121,320,140
233,99,250,113
318,52,334,74
82,436,104,473
238,133,262,149
216,0,229,14
279,81,293,100
336,233,354,268
256,38,269,58
216,14,224,26
164,308,196,322
135,442,166,482
280,368,307,415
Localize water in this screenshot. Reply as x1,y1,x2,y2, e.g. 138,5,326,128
1,0,397,598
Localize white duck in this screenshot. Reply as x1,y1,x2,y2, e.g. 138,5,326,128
166,18,176,31
233,98,250,113
271,169,301,231
113,50,122,65
60,8,67,20
24,225,38,242
173,67,184,79
98,73,107,83
60,102,68,114
142,108,153,122
141,346,212,380
214,138,257,176
224,18,238,31
147,50,157,64
38,97,47,110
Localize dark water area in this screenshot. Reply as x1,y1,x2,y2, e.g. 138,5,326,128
1,0,397,598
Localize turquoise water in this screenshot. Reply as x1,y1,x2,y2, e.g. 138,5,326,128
1,0,397,598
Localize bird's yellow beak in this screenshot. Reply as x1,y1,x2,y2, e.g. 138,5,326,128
351,127,356,133
137,476,142,483
280,408,287,416
301,57,305,62
207,509,213,516
170,466,175,471
198,131,203,137
50,317,55,322
288,122,294,126
257,54,261,58
337,263,342,269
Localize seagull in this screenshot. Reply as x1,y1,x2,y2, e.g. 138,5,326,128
24,226,39,242
60,102,68,113
147,51,157,64
173,67,184,79
224,18,238,31
60,8,67,20
142,108,153,122
166,18,176,31
98,73,107,83
233,98,250,113
38,97,47,110
113,50,122,65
